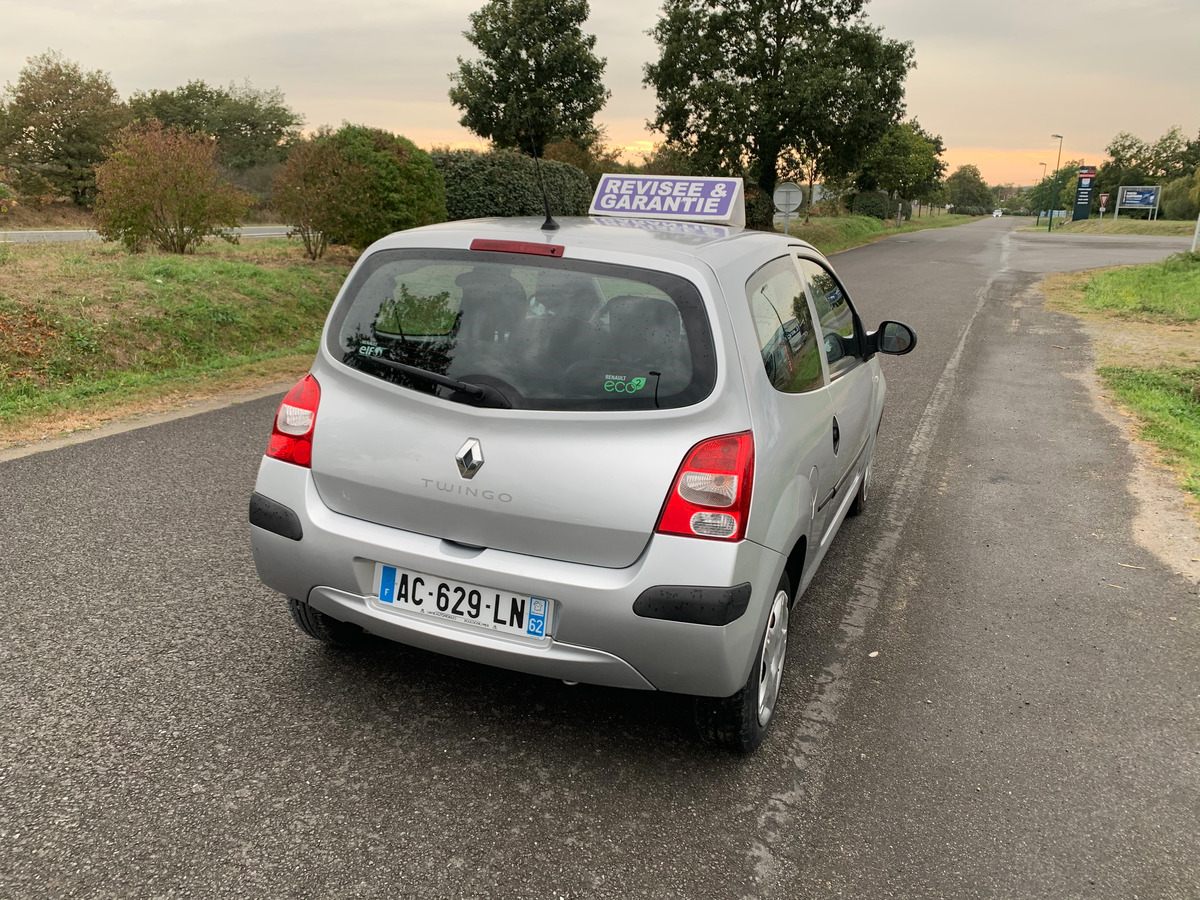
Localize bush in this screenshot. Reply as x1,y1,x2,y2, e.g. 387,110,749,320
1161,174,1199,220
325,126,446,250
851,192,888,220
273,126,446,256
0,173,17,214
744,185,776,231
431,149,591,221
94,121,253,253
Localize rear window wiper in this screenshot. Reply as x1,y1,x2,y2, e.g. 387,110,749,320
355,354,512,409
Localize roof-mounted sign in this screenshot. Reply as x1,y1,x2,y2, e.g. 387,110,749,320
589,174,745,226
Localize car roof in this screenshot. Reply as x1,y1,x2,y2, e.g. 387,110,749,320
365,216,822,273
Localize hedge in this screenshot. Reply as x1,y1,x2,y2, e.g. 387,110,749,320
431,149,592,221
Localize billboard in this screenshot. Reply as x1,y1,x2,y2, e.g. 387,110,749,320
1116,186,1160,209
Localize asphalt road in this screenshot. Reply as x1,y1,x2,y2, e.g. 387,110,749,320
1,219,1197,899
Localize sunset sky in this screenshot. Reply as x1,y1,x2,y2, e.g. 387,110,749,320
3,0,1197,187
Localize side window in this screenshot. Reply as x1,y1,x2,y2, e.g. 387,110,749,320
798,258,861,380
745,257,824,393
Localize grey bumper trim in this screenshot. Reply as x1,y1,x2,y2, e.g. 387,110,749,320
249,492,303,541
632,582,753,626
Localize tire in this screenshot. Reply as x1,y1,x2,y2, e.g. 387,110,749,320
695,574,791,753
849,453,871,516
288,598,365,647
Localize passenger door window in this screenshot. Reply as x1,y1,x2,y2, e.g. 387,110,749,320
745,257,824,393
797,258,862,380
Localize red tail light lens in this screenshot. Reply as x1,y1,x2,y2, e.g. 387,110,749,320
656,432,754,541
266,374,320,468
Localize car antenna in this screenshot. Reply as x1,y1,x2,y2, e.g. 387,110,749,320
527,134,559,232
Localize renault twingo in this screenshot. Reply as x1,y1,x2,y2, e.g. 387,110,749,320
250,175,915,752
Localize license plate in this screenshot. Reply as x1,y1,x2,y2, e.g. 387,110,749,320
372,564,551,642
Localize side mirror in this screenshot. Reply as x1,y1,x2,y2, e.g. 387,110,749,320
866,321,917,356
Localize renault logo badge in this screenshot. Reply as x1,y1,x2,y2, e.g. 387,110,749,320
456,438,484,479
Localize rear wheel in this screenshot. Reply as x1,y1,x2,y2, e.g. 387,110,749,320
288,598,365,647
695,574,791,753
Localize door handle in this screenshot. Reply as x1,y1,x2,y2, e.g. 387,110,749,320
832,416,841,455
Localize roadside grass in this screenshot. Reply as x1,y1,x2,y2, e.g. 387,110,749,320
0,239,351,443
1035,217,1197,237
1098,366,1200,497
774,213,982,255
1058,251,1200,321
1044,252,1200,503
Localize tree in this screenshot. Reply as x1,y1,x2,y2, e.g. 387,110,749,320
128,80,303,173
0,50,127,205
638,142,700,176
644,0,913,227
271,129,346,259
944,164,991,212
543,135,632,186
1160,173,1199,220
1094,127,1200,215
855,119,945,223
94,121,252,253
449,0,610,157
274,125,447,254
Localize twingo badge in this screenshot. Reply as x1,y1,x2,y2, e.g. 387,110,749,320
589,174,745,227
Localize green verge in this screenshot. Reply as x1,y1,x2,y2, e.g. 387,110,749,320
1098,365,1200,497
1076,251,1200,321
1072,253,1200,501
1037,217,1196,237
777,213,983,255
0,239,350,428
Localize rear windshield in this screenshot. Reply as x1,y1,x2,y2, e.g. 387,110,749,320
327,248,716,411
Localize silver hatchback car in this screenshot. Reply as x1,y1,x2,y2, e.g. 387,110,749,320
250,176,915,752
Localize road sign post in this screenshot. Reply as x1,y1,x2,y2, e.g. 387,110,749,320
773,182,804,235
1098,193,1108,233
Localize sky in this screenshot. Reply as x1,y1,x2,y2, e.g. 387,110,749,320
2,0,1198,186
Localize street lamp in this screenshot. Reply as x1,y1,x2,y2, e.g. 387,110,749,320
1048,135,1064,233
1037,162,1048,225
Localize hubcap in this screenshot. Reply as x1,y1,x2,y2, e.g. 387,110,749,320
757,588,790,727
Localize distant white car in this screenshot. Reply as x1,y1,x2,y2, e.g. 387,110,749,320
992,209,1002,217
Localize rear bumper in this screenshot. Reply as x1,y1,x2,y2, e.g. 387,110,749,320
249,457,785,697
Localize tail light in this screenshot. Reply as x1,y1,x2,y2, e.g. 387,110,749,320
656,432,754,541
266,374,320,468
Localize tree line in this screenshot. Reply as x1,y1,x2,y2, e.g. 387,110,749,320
3,2,1196,254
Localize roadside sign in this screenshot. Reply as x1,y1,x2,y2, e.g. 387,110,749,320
1099,193,1109,209
1113,185,1161,221
1072,166,1097,221
772,182,803,213
773,182,804,234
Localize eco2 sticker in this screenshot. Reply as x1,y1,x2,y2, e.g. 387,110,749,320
604,375,647,393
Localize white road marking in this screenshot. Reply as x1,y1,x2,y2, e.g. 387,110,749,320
747,231,1013,893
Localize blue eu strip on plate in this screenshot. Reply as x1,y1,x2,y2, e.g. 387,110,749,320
379,565,397,604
